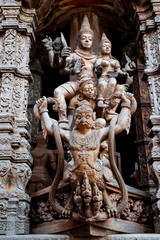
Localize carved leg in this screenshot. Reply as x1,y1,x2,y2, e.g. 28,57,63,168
54,82,78,128
97,77,108,108
105,78,117,99
62,192,74,219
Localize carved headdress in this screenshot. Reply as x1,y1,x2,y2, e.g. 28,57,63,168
77,15,94,39
79,74,94,89
100,33,111,46
76,100,93,114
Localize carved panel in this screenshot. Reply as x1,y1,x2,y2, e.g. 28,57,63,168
148,75,160,115
0,29,16,66
16,34,31,73
0,73,14,113
12,77,23,117
0,161,12,190
11,163,32,192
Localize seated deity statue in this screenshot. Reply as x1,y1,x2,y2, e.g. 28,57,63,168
35,15,137,224
95,33,129,111
43,15,97,129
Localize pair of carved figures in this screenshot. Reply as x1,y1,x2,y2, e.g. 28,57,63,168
34,15,137,222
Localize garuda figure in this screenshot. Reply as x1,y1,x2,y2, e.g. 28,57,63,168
34,15,137,223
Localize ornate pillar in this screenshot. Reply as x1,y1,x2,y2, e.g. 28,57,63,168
136,0,160,233
0,0,37,235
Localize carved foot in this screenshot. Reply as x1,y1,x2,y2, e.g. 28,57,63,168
106,206,117,218
61,208,72,219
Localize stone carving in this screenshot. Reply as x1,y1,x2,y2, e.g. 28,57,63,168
0,161,12,190
0,73,13,113
34,15,137,224
1,29,16,66
28,131,57,195
11,163,32,192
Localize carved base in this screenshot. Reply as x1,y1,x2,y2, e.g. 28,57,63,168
70,224,106,237
31,218,153,236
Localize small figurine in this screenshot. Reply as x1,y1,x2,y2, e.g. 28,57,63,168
28,132,57,195
95,33,128,110
68,74,96,128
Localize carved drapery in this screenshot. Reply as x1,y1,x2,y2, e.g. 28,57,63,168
0,0,37,235
136,0,160,233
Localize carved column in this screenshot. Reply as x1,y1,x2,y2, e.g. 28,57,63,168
137,0,160,233
0,0,37,235
133,61,151,190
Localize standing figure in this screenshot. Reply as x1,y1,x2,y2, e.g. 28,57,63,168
28,132,57,195
95,33,128,110
35,91,136,222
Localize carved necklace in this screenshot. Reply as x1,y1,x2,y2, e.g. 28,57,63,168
71,130,97,149
75,49,96,60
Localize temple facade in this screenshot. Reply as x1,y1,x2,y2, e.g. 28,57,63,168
0,0,160,239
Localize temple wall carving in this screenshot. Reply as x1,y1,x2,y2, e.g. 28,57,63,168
0,0,160,237
136,0,160,232
0,0,37,235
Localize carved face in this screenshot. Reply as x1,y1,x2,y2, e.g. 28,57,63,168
75,110,95,129
78,33,93,50
100,42,111,55
81,83,95,99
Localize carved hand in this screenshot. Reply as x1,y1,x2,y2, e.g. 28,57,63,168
61,47,71,60
72,58,83,74
42,36,53,50
95,65,102,75
52,37,62,53
36,96,48,114
121,71,129,78
121,92,133,104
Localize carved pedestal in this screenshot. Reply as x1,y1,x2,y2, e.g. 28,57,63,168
0,0,37,235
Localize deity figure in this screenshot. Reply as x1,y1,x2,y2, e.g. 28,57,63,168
44,16,97,129
34,15,138,225
28,131,57,195
68,74,96,128
95,33,128,110
35,91,136,222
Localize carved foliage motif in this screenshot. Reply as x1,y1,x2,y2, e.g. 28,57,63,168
0,30,31,73
0,161,12,190
143,31,159,72
154,76,160,115
11,163,32,192
31,192,153,225
1,29,16,66
148,76,160,115
153,161,160,197
16,34,31,73
12,77,22,117
148,32,159,70
0,73,13,113
109,193,153,224
0,161,31,192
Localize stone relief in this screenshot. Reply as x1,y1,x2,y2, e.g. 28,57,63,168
34,15,137,223
0,73,13,113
